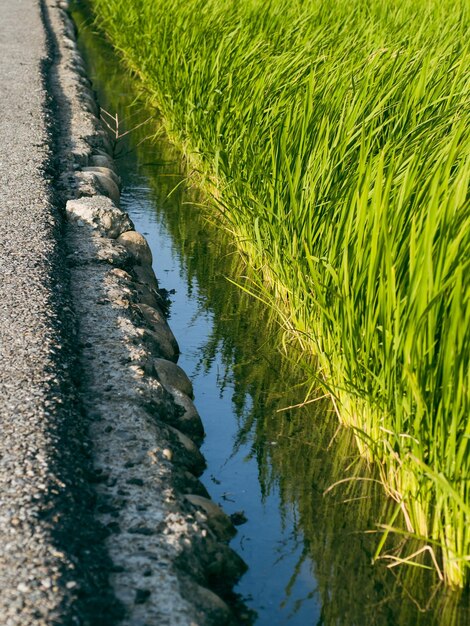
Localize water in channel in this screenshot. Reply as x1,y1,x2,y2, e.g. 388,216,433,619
73,8,469,626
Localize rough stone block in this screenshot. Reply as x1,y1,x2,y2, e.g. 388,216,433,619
66,195,134,239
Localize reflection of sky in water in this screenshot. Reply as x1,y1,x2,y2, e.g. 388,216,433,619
121,186,321,625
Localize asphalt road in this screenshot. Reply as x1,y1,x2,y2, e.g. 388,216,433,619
0,1,115,624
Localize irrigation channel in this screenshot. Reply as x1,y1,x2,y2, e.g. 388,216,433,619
73,10,469,626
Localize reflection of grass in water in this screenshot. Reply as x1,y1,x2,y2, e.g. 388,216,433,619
72,10,469,624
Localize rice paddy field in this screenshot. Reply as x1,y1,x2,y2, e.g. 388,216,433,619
86,0,470,589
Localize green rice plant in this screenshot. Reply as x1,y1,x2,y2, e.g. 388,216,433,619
85,0,470,587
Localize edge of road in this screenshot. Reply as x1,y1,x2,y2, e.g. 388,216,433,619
40,1,252,624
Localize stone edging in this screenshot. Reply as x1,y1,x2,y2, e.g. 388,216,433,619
46,1,249,624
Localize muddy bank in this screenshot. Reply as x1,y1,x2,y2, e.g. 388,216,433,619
45,0,249,623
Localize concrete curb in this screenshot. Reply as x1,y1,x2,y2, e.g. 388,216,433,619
45,1,249,624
